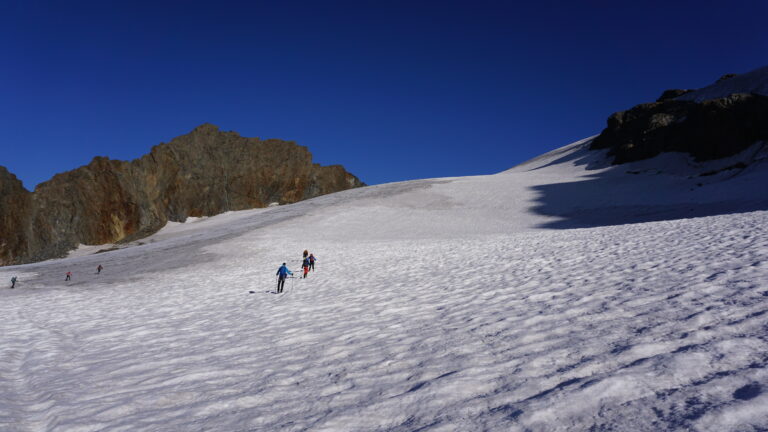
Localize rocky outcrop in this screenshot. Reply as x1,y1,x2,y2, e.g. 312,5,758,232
591,88,768,164
0,167,33,265
0,124,365,265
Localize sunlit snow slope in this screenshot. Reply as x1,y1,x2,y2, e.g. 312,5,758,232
2,139,768,431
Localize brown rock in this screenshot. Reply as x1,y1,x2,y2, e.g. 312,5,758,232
0,124,365,265
0,167,33,264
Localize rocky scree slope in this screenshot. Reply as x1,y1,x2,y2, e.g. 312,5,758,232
0,124,364,265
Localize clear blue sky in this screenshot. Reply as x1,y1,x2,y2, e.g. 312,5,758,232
2,1,766,188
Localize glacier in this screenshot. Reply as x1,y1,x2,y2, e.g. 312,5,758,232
1,139,768,431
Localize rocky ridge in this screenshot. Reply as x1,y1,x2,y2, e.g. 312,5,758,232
0,124,364,265
591,66,768,164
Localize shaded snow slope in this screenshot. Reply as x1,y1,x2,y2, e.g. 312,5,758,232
677,65,768,102
2,139,768,431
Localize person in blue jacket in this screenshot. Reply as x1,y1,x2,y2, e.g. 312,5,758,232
276,263,293,293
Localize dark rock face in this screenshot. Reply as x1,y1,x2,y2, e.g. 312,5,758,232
590,93,768,164
0,124,365,265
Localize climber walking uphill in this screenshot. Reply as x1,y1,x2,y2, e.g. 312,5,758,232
276,263,293,293
10,276,17,289
302,255,311,279
309,253,317,271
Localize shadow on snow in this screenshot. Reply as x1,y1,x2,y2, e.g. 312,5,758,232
526,141,768,229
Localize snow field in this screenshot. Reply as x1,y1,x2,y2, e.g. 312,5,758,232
2,209,768,431
2,137,768,431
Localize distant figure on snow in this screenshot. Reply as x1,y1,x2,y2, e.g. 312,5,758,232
276,263,293,293
97,265,103,274
65,272,72,281
302,256,311,279
10,276,17,288
309,253,317,271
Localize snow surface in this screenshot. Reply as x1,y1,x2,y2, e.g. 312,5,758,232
2,139,768,431
677,65,768,102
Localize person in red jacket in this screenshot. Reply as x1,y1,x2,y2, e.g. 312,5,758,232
302,256,310,278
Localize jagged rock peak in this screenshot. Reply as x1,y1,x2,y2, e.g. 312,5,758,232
192,122,220,132
0,125,365,266
0,166,28,192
